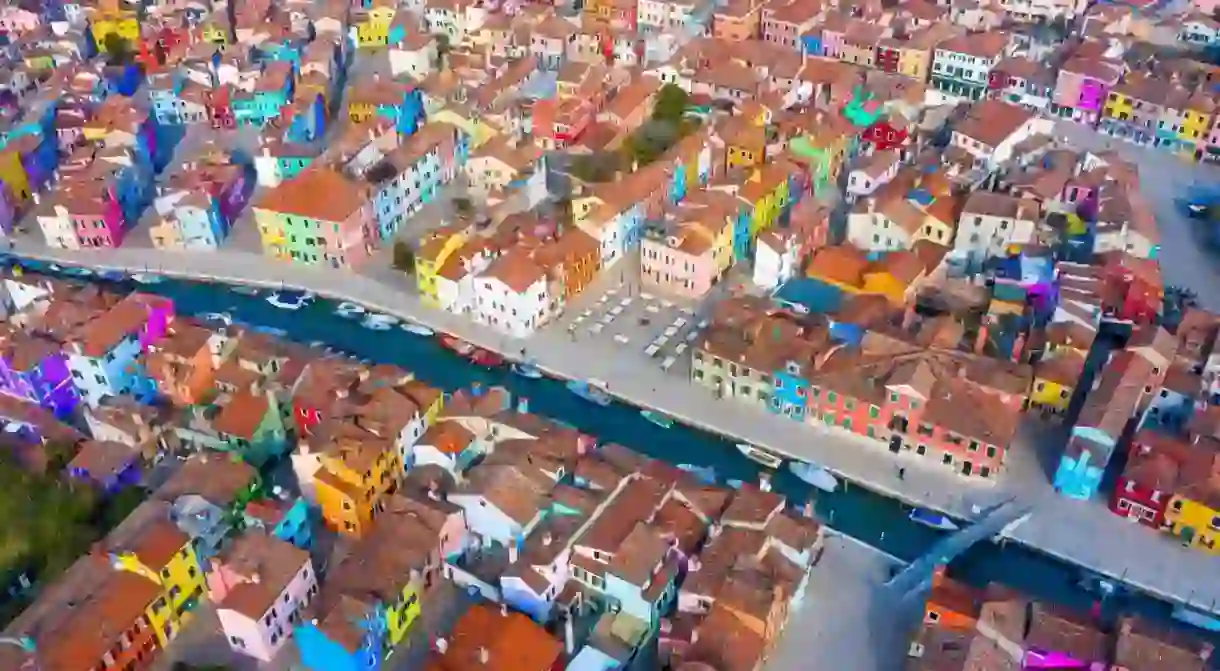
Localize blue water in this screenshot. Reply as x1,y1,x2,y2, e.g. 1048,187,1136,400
15,262,1218,643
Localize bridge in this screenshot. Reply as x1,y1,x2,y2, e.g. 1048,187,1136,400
886,498,1034,600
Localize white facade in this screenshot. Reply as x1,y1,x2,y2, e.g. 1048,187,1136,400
998,0,1086,22
474,274,551,339
932,49,1000,92
846,208,914,252
389,42,437,80
954,201,1039,260
846,151,901,200
752,236,798,292
36,203,80,249
951,114,1049,169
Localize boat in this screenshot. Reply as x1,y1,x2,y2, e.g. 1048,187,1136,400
677,463,717,484
197,312,233,326
252,326,289,337
266,290,311,310
909,508,960,531
402,321,435,336
736,443,784,469
467,348,505,367
641,409,674,429
567,379,612,406
232,285,260,296
98,270,128,282
1172,603,1220,632
335,301,366,318
512,362,543,379
61,266,94,278
788,461,840,493
439,334,475,356
131,273,163,284
362,313,398,330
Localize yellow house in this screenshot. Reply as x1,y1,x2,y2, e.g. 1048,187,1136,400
314,433,403,537
91,10,140,53
806,244,870,293
402,379,444,428
431,106,499,149
252,208,289,260
1181,94,1214,145
1165,491,1220,555
415,227,467,307
354,6,396,48
107,505,207,645
573,194,607,224
0,149,30,203
1030,350,1084,414
723,118,766,171
897,45,932,81
741,162,791,237
200,21,228,45
1103,89,1133,122
860,250,928,306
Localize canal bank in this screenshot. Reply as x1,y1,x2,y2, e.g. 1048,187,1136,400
8,245,1220,627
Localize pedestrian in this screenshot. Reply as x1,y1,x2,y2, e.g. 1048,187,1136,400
897,467,906,481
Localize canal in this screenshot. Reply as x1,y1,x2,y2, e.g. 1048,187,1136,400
21,262,1220,644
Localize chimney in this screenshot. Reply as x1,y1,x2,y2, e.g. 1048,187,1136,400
478,646,490,664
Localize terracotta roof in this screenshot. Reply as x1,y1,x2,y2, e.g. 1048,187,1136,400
212,390,270,439
954,100,1034,149
215,531,311,620
426,603,563,671
156,452,258,506
253,166,369,223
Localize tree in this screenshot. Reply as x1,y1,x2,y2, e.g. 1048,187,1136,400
102,33,133,66
652,83,689,123
392,240,415,273
452,196,473,217
569,151,622,183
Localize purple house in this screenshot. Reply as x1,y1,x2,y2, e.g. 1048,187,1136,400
0,331,78,417
66,439,142,493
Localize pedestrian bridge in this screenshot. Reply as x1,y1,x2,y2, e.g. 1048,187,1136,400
886,499,1034,599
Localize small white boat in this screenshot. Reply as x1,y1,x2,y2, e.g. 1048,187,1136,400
266,290,311,310
789,461,840,493
308,340,325,349
677,463,717,484
909,508,959,531
736,443,784,469
335,301,366,318
232,286,260,296
402,321,435,336
61,266,94,277
512,362,543,379
197,312,233,326
362,313,398,330
131,272,164,284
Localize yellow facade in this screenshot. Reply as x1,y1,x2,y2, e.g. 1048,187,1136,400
430,108,497,148
0,150,30,202
1030,378,1072,413
1164,495,1220,555
253,209,288,260
897,48,930,81
915,215,954,246
712,220,733,275
1181,106,1211,144
415,230,466,307
1103,92,1133,121
348,102,377,124
861,271,911,306
91,12,140,53
727,144,760,170
316,446,403,537
355,7,395,47
387,578,424,645
201,23,228,45
111,524,206,644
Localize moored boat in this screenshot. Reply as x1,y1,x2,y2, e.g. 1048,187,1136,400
677,463,717,484
909,507,959,531
641,409,674,428
567,379,612,406
266,290,311,310
467,348,505,367
788,461,840,493
402,321,435,336
335,301,366,318
362,313,398,330
512,362,543,379
131,272,164,284
736,443,784,469
439,334,475,356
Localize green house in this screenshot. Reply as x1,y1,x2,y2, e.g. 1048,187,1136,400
842,86,882,128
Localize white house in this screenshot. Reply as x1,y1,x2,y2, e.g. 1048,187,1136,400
954,191,1041,261
846,150,901,200
389,32,438,80
1180,14,1220,46
35,200,81,249
449,464,547,547
950,99,1049,170
437,246,493,317
464,137,544,201
412,420,480,475
846,196,922,252
474,249,553,338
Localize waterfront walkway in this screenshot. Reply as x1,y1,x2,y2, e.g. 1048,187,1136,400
11,243,1220,615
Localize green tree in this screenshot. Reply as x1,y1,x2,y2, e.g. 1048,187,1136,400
652,84,690,122
99,486,147,532
392,240,416,273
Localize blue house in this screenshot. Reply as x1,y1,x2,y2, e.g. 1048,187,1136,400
286,93,327,144
771,360,810,421
731,205,751,261
243,496,313,550
1053,350,1148,499
296,601,386,671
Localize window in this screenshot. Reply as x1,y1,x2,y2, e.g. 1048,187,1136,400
1173,499,1183,511
980,466,991,478
942,453,952,465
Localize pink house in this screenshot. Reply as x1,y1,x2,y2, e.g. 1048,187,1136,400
69,183,125,249
208,531,318,662
640,218,725,300
0,7,41,34
1053,57,1123,124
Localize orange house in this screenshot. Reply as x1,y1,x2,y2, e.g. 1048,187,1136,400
537,228,601,300
142,323,220,405
924,568,982,630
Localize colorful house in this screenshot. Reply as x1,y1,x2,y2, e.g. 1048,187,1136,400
64,293,173,407
313,431,403,537
788,112,854,199
353,4,396,48
415,226,467,307
242,497,314,550
90,8,140,54
296,599,386,671
106,500,207,644
0,332,78,417
252,166,375,268
208,390,289,466
1029,350,1085,415
155,454,262,559
1110,429,1191,529
208,531,317,662
1052,57,1123,124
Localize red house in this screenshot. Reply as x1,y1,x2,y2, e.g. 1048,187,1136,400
862,120,908,151
1110,429,1193,528
208,86,235,129
1102,253,1162,325
875,42,900,73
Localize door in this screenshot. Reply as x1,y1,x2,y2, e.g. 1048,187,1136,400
889,435,903,453
961,461,973,476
